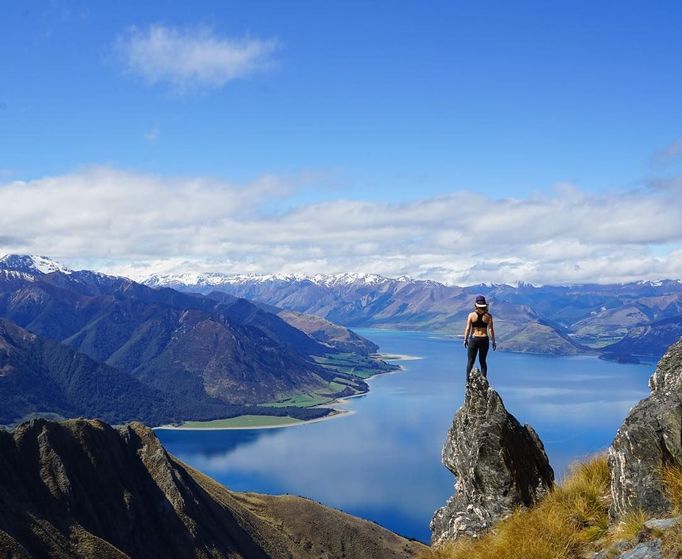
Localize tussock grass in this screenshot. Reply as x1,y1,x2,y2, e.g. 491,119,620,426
611,509,647,541
420,455,611,559
661,462,682,513
660,462,682,558
661,524,682,558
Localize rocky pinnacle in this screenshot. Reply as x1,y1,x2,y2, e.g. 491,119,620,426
430,368,554,545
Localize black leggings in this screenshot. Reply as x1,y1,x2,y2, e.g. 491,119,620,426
467,337,489,378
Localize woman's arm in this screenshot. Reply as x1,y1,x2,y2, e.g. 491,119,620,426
488,315,496,350
463,314,472,346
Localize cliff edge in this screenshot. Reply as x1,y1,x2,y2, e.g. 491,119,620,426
430,368,554,545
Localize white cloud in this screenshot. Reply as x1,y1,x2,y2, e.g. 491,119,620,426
115,24,278,91
1,166,682,285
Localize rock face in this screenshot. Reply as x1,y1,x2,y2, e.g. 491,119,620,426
0,418,426,559
430,369,554,544
609,337,682,518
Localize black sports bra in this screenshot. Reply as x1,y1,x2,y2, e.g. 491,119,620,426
472,312,488,329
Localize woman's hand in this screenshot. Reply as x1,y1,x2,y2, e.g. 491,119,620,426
463,339,468,348
492,341,497,351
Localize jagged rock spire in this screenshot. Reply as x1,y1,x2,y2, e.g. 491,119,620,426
430,368,554,544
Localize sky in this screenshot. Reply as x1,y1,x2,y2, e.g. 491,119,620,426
2,0,682,285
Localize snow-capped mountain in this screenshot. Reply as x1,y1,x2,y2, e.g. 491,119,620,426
144,271,445,290
0,255,128,291
0,254,73,275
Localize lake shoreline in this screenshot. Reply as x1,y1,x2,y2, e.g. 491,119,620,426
155,352,421,431
154,408,357,431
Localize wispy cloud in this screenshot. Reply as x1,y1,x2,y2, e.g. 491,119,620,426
653,138,682,165
143,127,159,143
1,166,682,285
115,24,278,92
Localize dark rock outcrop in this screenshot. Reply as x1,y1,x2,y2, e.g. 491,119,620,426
430,369,554,544
609,337,682,518
0,418,426,559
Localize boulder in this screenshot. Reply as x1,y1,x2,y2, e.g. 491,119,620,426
617,540,662,559
644,517,682,531
609,337,682,518
430,368,554,544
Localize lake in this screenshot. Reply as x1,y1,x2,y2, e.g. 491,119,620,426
156,328,654,543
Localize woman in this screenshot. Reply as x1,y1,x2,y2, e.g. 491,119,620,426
463,295,496,379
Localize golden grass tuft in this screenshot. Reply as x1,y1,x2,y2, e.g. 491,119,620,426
661,462,682,513
420,454,611,559
661,523,682,558
660,462,682,558
611,509,647,542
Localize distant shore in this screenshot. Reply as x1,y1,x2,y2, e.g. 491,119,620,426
155,352,421,431
154,409,355,431
375,352,423,361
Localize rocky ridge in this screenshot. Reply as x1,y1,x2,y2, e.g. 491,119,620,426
0,418,425,559
430,368,554,544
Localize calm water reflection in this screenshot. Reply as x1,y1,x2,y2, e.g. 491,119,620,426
157,329,654,542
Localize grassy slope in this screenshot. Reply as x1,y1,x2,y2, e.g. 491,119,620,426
421,456,682,559
259,352,398,409
314,352,399,379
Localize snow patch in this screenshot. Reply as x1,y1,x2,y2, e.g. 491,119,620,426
0,254,72,275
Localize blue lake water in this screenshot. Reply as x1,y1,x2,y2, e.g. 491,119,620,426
157,328,654,543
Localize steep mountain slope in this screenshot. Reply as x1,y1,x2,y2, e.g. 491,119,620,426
0,318,328,428
0,318,192,426
145,272,682,357
601,315,682,361
277,309,379,354
0,256,384,408
0,418,425,559
205,290,379,354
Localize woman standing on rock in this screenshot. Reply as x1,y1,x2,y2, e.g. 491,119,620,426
464,295,496,380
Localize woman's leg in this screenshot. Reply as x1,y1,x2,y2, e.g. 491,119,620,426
478,338,490,377
466,340,479,380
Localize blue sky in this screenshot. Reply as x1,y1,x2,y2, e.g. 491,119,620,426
1,1,682,283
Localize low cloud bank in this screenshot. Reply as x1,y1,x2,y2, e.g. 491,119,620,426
1,166,681,285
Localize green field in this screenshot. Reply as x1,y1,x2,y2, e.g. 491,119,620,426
178,415,304,429
313,352,393,379
261,392,335,408
258,353,397,410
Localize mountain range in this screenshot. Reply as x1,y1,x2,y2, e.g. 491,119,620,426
0,255,393,427
144,271,682,359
